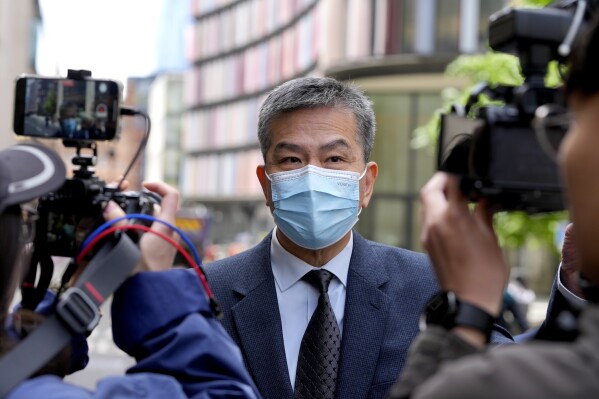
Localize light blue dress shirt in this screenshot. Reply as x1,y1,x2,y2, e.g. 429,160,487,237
270,227,351,389
557,263,586,309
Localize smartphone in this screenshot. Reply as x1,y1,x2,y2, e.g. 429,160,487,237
13,75,122,141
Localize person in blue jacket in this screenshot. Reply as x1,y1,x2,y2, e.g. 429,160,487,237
0,143,261,399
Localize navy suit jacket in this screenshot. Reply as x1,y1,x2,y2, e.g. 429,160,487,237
204,231,512,399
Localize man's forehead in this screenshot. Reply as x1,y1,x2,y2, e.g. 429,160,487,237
270,106,357,132
266,106,363,153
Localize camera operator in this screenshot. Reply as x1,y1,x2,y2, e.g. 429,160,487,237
0,143,260,398
385,10,599,399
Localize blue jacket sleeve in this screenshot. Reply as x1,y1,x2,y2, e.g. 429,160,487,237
8,268,261,399
111,268,261,399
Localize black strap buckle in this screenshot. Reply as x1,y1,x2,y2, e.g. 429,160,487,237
56,287,100,334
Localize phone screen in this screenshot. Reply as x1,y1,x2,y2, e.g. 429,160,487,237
13,76,122,141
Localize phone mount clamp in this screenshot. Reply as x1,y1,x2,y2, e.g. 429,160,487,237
62,69,97,179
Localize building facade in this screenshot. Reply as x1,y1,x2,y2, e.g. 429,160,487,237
0,0,41,148
147,74,185,186
183,0,506,253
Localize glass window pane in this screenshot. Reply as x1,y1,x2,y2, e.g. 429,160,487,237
413,93,441,190
369,93,411,193
357,198,406,248
385,0,415,54
479,0,506,50
164,149,180,185
356,92,442,249
410,198,424,250
436,0,460,53
166,116,181,146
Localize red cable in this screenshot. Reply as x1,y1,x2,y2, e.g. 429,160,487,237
76,224,214,299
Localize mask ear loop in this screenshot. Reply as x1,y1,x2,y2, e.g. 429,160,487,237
357,166,369,216
262,170,274,209
358,167,368,180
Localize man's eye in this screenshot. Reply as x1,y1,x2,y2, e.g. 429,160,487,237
283,157,301,163
328,156,342,162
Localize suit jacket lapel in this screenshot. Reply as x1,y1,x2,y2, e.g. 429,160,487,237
336,232,391,399
230,234,294,399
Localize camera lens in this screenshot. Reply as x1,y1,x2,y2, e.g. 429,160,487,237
533,104,571,161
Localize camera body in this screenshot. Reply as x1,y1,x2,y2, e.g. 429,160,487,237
35,173,160,257
438,1,598,213
439,83,564,213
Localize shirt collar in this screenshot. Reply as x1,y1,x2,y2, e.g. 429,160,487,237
270,226,352,292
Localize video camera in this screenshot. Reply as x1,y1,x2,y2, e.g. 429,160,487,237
438,0,599,213
0,70,180,397
13,70,159,259
33,146,160,257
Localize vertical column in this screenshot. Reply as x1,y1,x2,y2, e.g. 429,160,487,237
345,0,372,59
372,0,388,56
460,0,480,53
318,0,345,68
415,0,435,55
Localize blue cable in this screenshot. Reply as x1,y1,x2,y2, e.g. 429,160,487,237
80,214,202,267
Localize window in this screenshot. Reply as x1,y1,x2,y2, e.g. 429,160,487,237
385,0,416,54
479,0,506,50
435,0,460,53
355,92,441,250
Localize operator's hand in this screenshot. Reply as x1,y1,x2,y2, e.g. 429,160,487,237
420,172,508,318
559,223,583,298
103,181,180,274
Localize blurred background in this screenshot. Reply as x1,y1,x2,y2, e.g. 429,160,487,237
1,0,563,389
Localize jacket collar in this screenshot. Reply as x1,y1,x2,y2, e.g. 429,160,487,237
231,230,391,399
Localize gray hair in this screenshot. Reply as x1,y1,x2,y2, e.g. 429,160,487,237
257,76,376,162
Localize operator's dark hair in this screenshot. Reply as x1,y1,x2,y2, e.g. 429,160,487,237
0,206,24,325
565,13,599,98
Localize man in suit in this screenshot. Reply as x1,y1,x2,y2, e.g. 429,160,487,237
204,76,512,399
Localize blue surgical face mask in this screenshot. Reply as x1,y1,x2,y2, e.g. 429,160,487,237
266,164,367,250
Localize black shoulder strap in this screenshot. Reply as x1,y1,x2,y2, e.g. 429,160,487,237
0,233,140,398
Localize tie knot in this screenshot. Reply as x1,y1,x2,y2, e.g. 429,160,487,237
302,269,334,294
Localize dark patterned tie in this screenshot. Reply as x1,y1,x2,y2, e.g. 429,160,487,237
294,270,341,399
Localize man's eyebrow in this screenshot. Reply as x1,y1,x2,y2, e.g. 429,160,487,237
320,139,352,152
272,141,303,154
271,139,353,155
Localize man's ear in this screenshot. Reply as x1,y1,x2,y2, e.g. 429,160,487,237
256,165,273,209
360,161,378,209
